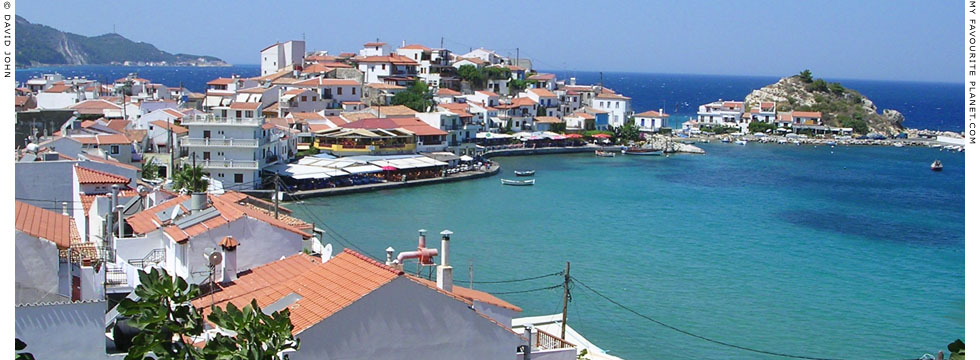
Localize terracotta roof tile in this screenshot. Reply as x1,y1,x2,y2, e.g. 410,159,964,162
75,165,130,184
15,201,73,249
150,120,189,134
635,110,669,118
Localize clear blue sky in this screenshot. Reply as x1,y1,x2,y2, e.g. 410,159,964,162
18,0,963,83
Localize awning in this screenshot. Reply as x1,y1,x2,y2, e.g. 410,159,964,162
266,164,347,180
343,164,383,174
460,155,474,161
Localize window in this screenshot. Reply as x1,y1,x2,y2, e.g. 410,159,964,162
203,130,211,138
301,96,306,102
217,173,224,178
616,102,619,109
337,87,343,95
381,64,386,70
110,145,119,154
203,152,210,160
234,173,244,183
244,111,253,118
352,87,357,95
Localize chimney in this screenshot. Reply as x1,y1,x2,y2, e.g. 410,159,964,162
116,204,125,238
570,77,576,86
219,236,239,283
417,229,427,249
385,247,395,265
61,202,68,216
190,192,207,212
436,230,453,292
402,40,406,47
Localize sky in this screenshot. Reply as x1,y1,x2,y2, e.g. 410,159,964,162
17,0,963,83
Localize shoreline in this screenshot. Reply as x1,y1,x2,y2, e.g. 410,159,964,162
274,163,500,200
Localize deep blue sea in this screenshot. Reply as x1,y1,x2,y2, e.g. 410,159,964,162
16,65,965,132
17,66,966,359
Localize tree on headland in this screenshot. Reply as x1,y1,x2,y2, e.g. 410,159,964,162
838,115,869,134
798,69,813,83
391,81,432,112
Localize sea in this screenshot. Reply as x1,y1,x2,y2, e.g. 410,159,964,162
16,65,966,359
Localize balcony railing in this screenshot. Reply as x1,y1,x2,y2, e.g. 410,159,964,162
184,159,259,170
182,138,259,147
183,114,263,126
534,329,576,351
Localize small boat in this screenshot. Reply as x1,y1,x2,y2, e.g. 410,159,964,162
778,139,788,144
931,160,943,171
734,140,747,146
721,138,732,143
595,150,616,157
827,141,837,147
501,179,535,186
699,139,710,143
514,170,535,176
624,148,663,156
893,142,905,147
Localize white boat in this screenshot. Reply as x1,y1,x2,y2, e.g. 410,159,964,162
931,160,943,171
699,139,710,143
778,139,788,144
893,142,905,147
501,179,535,186
595,150,616,157
734,140,747,145
827,141,837,147
514,170,535,176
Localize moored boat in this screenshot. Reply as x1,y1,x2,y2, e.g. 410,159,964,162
624,148,663,156
734,140,747,145
515,170,535,176
931,160,943,171
501,179,535,186
595,150,616,157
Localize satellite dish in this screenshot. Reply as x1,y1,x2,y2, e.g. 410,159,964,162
208,251,223,267
323,243,333,258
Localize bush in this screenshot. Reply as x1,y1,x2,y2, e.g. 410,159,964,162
747,121,776,133
839,116,869,134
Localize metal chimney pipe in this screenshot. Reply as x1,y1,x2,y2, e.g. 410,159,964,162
385,247,395,265
116,204,125,238
418,229,427,249
437,230,453,292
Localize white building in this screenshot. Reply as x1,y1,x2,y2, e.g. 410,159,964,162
356,54,419,84
261,40,306,76
633,109,670,132
359,41,391,57
750,102,777,124
590,92,632,127
457,48,504,65
180,104,295,190
697,100,744,127
525,88,560,117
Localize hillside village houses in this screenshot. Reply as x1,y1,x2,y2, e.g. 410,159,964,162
692,99,832,134
14,39,659,359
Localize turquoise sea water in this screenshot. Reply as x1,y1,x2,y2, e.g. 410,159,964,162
285,144,964,359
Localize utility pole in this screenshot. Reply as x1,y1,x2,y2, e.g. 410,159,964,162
273,173,280,219
516,47,519,66
440,37,444,49
560,261,570,340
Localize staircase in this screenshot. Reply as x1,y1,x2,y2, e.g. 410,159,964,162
128,248,165,269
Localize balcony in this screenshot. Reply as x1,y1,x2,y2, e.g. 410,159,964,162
182,114,263,126
183,159,259,170
532,329,576,351
181,138,259,147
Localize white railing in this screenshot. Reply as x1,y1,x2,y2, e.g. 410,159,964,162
182,138,259,147
184,114,263,126
184,159,259,170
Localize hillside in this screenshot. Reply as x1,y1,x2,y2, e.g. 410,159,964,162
15,16,226,67
743,72,905,135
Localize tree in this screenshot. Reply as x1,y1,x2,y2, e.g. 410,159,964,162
798,69,813,83
117,268,205,360
172,165,208,193
806,78,828,92
118,268,299,360
828,82,845,95
615,121,640,143
456,65,487,88
15,339,34,360
142,159,160,180
747,121,776,133
391,81,432,112
507,79,530,94
838,116,869,134
548,122,566,133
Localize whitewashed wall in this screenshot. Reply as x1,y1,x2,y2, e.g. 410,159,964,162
15,300,109,360
15,231,62,304
184,217,304,277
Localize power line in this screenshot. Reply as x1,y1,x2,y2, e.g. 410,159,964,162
461,271,563,284
488,284,562,296
570,276,845,360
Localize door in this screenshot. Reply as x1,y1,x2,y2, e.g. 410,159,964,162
203,130,211,138
203,152,211,160
71,275,81,301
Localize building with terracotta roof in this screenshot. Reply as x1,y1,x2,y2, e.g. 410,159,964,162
69,134,137,165
117,192,311,286
15,95,37,112
356,54,420,84
590,91,633,128
791,111,823,126
189,249,524,359
15,200,99,304
290,78,361,111
359,41,391,57
749,102,778,124
633,109,670,132
697,100,745,128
